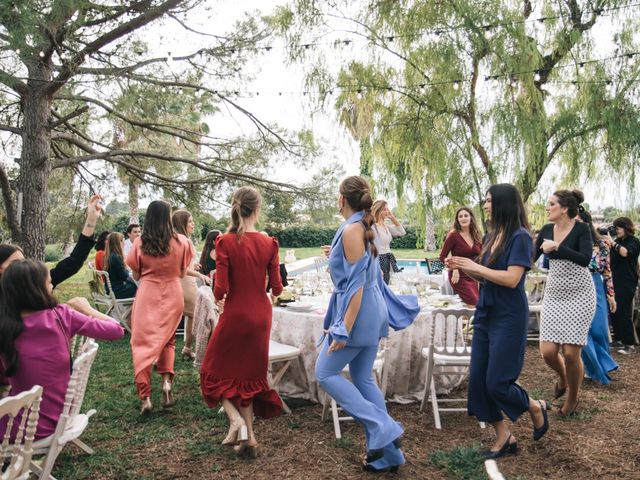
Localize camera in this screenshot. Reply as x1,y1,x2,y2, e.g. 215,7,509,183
597,225,616,236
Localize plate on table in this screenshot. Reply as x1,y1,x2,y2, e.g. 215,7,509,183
284,302,316,312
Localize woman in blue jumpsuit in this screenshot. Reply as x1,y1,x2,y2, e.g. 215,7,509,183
315,176,419,473
447,184,550,459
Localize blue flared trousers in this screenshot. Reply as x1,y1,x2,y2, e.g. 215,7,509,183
467,309,530,423
315,339,403,451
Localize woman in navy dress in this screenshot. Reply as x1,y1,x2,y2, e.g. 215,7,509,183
315,176,418,473
447,184,549,459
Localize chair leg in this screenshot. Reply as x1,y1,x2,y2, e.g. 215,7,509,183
321,399,330,421
34,444,61,480
420,353,434,413
72,438,94,454
330,398,341,439
430,376,442,429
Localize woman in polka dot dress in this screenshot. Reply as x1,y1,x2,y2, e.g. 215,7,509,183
535,189,596,418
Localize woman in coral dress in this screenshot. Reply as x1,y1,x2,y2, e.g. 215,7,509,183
200,186,283,458
439,207,483,305
127,200,192,414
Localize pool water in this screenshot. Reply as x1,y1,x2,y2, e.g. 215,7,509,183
395,260,431,275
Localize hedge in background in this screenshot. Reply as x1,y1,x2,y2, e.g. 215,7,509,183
264,225,419,249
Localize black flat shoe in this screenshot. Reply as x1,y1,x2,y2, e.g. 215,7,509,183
362,463,399,474
481,434,518,459
533,400,550,441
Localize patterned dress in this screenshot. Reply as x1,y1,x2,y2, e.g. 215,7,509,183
535,222,596,345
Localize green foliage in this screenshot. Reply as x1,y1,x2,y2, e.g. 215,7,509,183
44,244,63,263
265,224,420,248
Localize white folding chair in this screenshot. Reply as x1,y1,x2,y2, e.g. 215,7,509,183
30,341,100,480
86,263,134,333
420,308,485,429
314,257,328,273
268,341,301,414
320,340,388,439
526,275,546,342
0,385,43,480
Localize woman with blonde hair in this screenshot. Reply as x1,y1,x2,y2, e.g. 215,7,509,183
104,232,137,299
439,207,483,305
200,186,283,458
371,199,406,284
127,200,192,414
172,210,212,360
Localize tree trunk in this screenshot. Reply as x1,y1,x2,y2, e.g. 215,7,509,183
424,208,437,252
128,178,140,224
17,65,53,260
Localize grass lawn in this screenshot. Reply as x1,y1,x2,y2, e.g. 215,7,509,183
46,257,640,479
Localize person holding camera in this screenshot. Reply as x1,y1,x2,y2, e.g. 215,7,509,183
605,217,640,355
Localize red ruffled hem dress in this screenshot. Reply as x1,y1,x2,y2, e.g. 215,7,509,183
200,232,283,418
439,231,482,306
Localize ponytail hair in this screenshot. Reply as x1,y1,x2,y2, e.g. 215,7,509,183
228,186,262,240
553,189,584,219
339,176,378,257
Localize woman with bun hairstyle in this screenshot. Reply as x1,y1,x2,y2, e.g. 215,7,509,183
315,176,419,473
200,187,283,458
535,189,596,417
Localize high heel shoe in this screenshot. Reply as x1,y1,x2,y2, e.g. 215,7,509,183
181,347,195,361
363,442,405,473
140,397,153,415
160,380,175,409
221,418,248,446
533,400,551,441
234,436,259,458
481,434,518,459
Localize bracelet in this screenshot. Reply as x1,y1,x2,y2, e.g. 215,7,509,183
84,222,95,228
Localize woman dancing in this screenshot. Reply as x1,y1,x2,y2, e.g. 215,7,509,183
448,184,549,458
200,187,283,458
127,200,192,414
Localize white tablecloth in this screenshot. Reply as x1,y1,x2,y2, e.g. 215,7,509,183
270,306,465,404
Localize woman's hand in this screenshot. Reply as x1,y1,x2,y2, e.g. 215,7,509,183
321,245,331,258
451,268,460,284
603,234,614,248
215,295,225,313
608,296,617,313
200,273,212,285
447,256,479,274
328,340,347,354
81,194,103,237
541,239,558,254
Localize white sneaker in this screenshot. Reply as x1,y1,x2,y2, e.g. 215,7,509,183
617,346,636,355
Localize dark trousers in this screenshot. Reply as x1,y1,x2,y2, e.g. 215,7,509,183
611,286,638,346
467,309,530,423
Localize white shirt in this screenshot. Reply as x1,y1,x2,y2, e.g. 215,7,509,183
373,223,406,255
123,238,133,257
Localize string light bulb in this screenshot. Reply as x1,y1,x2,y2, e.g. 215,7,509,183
356,90,363,99
534,72,541,82
453,81,460,90
167,51,173,64
627,54,635,66
39,51,45,57
578,63,585,74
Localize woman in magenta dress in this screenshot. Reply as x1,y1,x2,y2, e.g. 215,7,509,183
0,259,124,440
439,207,483,305
200,186,283,458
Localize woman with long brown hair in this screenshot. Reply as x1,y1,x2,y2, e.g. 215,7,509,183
439,207,483,305
200,187,283,458
172,210,212,361
104,232,137,299
126,200,192,414
448,184,549,459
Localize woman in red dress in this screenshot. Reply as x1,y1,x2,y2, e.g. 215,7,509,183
439,207,483,305
200,186,283,458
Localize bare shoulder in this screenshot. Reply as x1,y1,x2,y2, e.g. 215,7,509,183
343,223,365,259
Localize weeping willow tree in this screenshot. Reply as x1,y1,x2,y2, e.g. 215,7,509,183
274,0,640,240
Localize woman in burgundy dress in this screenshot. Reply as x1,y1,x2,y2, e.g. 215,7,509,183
439,207,483,305
200,186,283,458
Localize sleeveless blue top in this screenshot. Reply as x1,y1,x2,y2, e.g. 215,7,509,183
322,211,420,347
